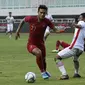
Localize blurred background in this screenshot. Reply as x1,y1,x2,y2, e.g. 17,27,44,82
0,0,85,33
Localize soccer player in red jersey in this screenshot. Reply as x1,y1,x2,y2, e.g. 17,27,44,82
15,5,57,79
52,40,70,53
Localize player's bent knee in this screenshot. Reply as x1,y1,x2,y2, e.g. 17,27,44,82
54,55,62,62
36,50,42,57
56,55,62,60
32,48,42,56
35,50,42,57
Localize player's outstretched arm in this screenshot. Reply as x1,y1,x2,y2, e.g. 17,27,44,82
15,19,25,40
53,26,66,33
73,24,82,28
53,26,60,33
72,22,82,29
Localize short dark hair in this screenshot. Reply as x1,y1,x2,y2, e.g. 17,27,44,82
38,5,48,12
9,12,12,14
80,13,85,18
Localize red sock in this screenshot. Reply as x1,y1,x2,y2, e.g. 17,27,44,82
56,40,61,50
61,41,70,48
36,56,45,72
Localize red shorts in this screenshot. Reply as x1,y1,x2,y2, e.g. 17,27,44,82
27,43,46,57
27,44,37,53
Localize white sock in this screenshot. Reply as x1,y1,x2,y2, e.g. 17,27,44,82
74,70,78,74
56,60,67,75
59,65,67,75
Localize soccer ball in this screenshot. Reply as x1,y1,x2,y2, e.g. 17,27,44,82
25,72,36,83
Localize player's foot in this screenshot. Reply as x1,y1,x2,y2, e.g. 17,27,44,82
73,73,81,78
59,75,69,80
46,71,51,77
52,49,59,53
41,72,49,79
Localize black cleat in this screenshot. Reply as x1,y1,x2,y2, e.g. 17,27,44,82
59,75,69,80
73,74,81,78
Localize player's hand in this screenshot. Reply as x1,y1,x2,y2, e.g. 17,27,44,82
15,32,20,40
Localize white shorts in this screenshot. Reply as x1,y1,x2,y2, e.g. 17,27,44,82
58,47,83,59
44,27,50,37
7,24,13,32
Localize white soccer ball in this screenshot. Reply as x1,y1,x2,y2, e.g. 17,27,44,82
25,72,36,83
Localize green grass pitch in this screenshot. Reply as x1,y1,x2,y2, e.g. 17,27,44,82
0,33,85,85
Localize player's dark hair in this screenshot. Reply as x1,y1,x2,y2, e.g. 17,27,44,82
38,5,48,12
9,12,12,14
75,18,78,23
80,13,85,18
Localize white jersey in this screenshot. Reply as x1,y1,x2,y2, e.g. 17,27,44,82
44,15,54,37
6,16,14,24
45,15,54,30
69,21,85,51
45,15,54,22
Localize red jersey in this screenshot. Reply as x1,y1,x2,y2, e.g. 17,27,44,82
24,16,54,45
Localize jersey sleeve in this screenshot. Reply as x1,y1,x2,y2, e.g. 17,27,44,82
12,17,15,22
47,19,54,29
50,15,54,22
77,21,85,28
13,17,14,20
6,17,8,20
24,16,32,22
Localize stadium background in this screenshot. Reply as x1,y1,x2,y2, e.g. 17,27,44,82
0,0,85,33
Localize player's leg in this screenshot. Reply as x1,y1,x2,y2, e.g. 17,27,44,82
44,27,50,41
9,24,13,38
52,40,70,53
40,44,51,78
73,49,83,78
54,47,72,80
56,40,61,50
39,44,46,71
6,24,9,35
54,47,77,80
60,41,70,48
9,31,12,38
55,40,70,50
27,44,45,72
52,40,61,53
27,44,49,79
73,59,80,78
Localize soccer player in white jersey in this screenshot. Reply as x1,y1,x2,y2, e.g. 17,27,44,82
44,14,54,40
54,12,85,80
6,12,14,38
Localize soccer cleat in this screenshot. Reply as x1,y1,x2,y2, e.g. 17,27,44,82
59,75,69,80
73,74,81,78
46,71,51,77
41,72,49,79
52,49,59,53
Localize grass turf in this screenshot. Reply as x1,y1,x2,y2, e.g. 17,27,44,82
0,33,85,85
